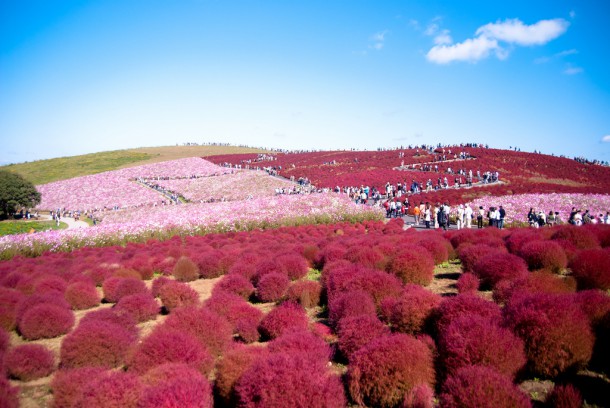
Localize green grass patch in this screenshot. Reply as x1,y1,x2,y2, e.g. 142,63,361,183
1,150,153,185
307,268,321,281
0,220,68,236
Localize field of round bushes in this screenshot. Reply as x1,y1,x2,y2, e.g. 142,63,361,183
0,219,609,407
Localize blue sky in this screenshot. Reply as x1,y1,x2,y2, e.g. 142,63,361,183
1,0,609,164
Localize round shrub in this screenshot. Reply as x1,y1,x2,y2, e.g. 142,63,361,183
493,272,576,305
435,294,501,335
503,293,594,377
438,314,526,378
286,280,321,308
506,229,543,254
33,275,68,295
163,306,233,356
151,276,171,297
347,333,435,408
386,248,435,286
0,328,9,355
139,374,212,408
341,268,404,307
458,244,506,272
205,292,263,343
253,259,284,284
258,301,309,340
519,240,568,273
140,362,203,387
569,249,610,290
236,353,346,408
256,273,290,303
73,370,142,408
418,237,450,265
328,290,377,327
19,303,74,340
78,308,138,337
574,289,610,327
269,330,332,363
277,254,309,280
0,288,23,331
344,246,386,269
215,346,267,405
0,377,19,408
337,315,390,360
113,277,148,302
15,292,70,326
172,256,200,282
545,384,582,408
4,344,55,381
214,274,255,299
403,383,434,408
60,320,136,369
128,327,213,375
440,365,531,408
384,284,442,335
51,367,106,408
101,276,123,302
158,280,200,311
472,252,529,288
64,281,100,310
114,293,159,323
456,272,480,293
551,226,600,250
227,262,258,281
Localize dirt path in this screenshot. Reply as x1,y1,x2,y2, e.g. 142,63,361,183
38,214,88,229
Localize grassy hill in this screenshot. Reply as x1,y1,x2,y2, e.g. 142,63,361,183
0,145,269,185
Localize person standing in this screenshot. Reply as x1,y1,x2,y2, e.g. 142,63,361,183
457,204,465,230
424,203,431,229
498,205,506,229
465,204,473,228
477,206,484,229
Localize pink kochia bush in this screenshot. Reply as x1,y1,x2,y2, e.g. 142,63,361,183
114,293,159,323
545,384,583,408
472,252,529,288
456,272,480,293
4,344,55,381
337,315,390,360
519,240,568,273
73,370,142,408
139,363,213,408
569,249,610,290
434,294,502,335
268,330,332,363
328,290,377,327
437,314,526,378
215,346,267,405
347,333,435,408
128,327,214,375
0,377,20,408
382,284,442,334
286,280,321,308
235,353,346,408
440,365,532,408
51,367,107,408
386,247,435,286
158,280,200,311
19,303,75,340
256,273,290,303
205,292,263,343
214,274,255,299
60,320,137,369
64,281,101,310
258,301,309,340
503,293,594,378
172,256,200,282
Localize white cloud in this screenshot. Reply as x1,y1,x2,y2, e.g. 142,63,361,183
426,36,501,64
369,30,388,51
424,23,439,36
476,18,569,46
602,135,610,143
434,29,453,45
564,66,583,75
555,49,578,57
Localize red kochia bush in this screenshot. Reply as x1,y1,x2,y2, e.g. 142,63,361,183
0,328,9,355
0,377,19,408
551,226,600,250
493,271,576,304
472,252,529,288
569,249,610,290
51,367,106,408
15,292,70,326
276,254,309,280
337,315,390,360
64,282,101,310
236,353,346,408
328,290,377,327
205,292,263,343
73,371,142,408
128,328,213,375
402,383,434,408
574,289,610,327
114,293,159,323
214,274,255,299
457,244,507,272
0,288,23,331
113,277,148,302
440,365,531,408
344,246,386,269
78,308,138,337
438,314,526,378
163,306,233,356
19,303,75,340
519,240,568,273
60,320,136,369
341,268,404,306
348,334,435,408
545,384,582,408
383,284,442,334
258,301,309,340
172,256,201,282
435,294,502,335
256,273,290,302
268,330,332,363
386,247,435,286
286,280,321,308
215,346,267,405
139,374,213,408
503,293,594,377
151,276,171,297
4,344,55,381
158,280,200,311
456,272,480,293
418,237,450,265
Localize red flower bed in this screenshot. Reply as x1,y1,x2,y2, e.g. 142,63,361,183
503,293,594,377
569,249,610,290
4,344,55,381
347,333,435,408
235,353,346,408
551,226,600,250
440,365,531,408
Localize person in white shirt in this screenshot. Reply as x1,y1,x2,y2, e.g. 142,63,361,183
465,204,473,228
457,204,465,230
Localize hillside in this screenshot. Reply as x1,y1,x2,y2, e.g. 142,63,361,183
1,145,269,185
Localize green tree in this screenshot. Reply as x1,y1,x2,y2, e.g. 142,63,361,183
0,170,41,219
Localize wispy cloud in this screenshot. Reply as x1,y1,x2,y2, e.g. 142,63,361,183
602,135,610,143
369,30,388,50
555,49,578,57
564,66,583,75
434,29,453,45
427,18,569,64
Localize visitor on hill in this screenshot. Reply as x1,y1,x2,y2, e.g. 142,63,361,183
573,210,583,226
497,205,505,229
424,203,431,229
568,207,577,225
547,211,556,227
413,204,421,225
438,204,448,231
528,208,537,227
488,207,496,228
456,204,465,230
433,203,440,229
537,211,546,227
465,204,473,228
477,206,484,229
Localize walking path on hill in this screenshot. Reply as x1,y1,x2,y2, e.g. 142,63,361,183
39,214,89,229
